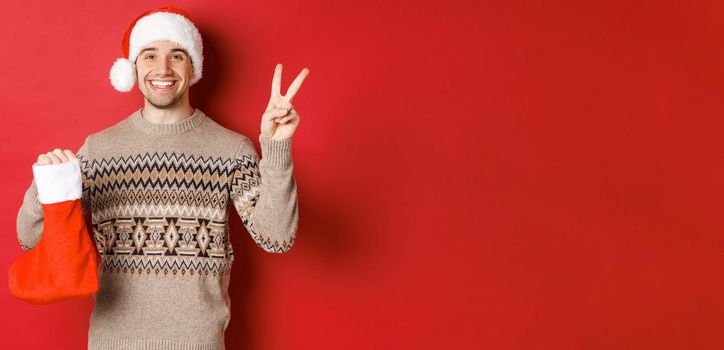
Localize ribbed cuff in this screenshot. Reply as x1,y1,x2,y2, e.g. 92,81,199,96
31,159,83,204
259,134,292,168
88,336,222,350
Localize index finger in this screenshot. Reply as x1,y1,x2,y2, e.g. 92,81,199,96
285,68,310,103
64,149,78,160
271,63,283,97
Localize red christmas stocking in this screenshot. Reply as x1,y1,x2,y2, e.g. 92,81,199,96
8,158,100,304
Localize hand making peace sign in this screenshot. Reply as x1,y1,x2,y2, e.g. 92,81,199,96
261,63,310,140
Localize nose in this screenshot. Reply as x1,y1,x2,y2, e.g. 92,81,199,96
157,57,173,76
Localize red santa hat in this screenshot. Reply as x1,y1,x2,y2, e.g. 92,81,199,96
109,6,204,92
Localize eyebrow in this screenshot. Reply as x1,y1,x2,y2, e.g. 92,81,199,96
139,47,189,56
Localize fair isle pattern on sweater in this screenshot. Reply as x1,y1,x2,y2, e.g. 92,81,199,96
83,150,292,277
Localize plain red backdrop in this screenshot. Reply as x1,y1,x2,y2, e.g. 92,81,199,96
1,0,724,349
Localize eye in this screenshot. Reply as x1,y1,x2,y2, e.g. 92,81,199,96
145,54,155,60
172,54,184,60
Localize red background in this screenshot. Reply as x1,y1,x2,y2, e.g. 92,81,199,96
1,0,724,349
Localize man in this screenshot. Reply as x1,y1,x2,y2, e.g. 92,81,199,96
15,6,308,349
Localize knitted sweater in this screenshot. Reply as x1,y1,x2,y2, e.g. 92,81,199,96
15,108,298,349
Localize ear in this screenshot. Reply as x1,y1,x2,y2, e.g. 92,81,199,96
135,66,142,87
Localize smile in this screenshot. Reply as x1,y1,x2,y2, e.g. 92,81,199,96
149,80,177,91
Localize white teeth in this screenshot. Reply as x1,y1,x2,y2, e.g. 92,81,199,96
151,81,174,87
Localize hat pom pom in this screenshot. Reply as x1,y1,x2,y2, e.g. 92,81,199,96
109,58,136,92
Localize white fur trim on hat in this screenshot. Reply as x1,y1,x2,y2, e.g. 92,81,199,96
129,12,203,85
109,58,137,92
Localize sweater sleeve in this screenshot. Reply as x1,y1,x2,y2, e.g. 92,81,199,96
16,136,93,251
229,135,299,253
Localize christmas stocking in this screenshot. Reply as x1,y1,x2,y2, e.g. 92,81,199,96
8,158,100,304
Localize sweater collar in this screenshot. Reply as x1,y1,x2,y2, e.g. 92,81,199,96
129,107,208,135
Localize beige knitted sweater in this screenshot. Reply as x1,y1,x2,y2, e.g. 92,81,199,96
16,108,298,349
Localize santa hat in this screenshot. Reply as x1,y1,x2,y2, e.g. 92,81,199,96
109,6,204,92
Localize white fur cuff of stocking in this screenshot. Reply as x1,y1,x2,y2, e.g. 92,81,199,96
31,159,83,204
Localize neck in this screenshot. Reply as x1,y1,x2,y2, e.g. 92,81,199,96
140,95,194,124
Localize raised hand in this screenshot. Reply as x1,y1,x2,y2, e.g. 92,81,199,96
260,63,309,140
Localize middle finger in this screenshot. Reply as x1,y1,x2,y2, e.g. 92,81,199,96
45,151,61,164
53,148,69,162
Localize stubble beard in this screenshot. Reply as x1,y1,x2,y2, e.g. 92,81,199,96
140,71,186,109
143,88,184,109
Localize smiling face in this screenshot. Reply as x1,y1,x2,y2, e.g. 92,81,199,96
135,40,195,109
